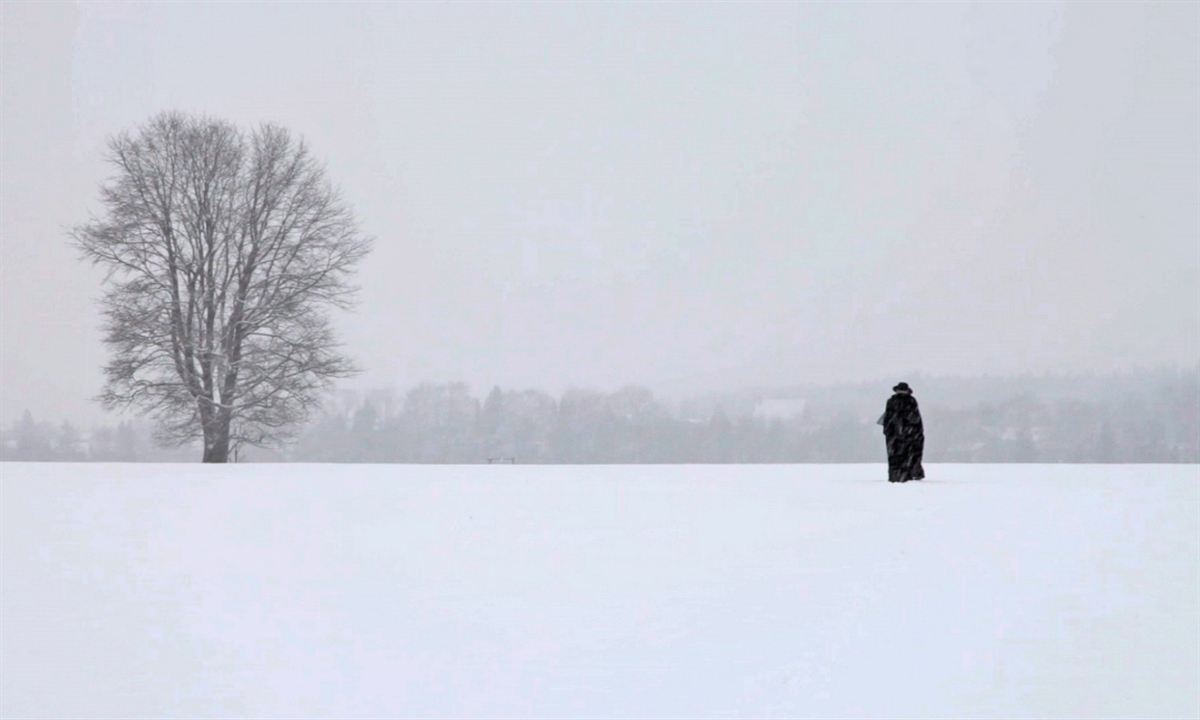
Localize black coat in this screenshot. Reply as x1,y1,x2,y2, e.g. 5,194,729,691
883,392,925,482
883,392,923,440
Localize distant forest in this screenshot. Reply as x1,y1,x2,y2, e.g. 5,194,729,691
2,368,1197,463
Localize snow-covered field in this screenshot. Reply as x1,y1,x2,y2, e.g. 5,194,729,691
2,463,1197,719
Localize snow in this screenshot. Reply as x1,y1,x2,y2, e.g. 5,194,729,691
2,463,1197,719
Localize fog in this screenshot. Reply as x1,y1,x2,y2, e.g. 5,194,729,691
2,1,1198,426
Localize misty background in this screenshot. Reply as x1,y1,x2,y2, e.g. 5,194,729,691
1,2,1197,460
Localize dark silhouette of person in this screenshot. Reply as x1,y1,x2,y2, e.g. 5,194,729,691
880,382,925,483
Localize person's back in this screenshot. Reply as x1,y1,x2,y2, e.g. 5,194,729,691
884,392,923,439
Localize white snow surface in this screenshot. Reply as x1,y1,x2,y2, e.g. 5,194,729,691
2,463,1197,719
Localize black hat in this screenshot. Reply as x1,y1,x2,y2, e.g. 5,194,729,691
893,382,912,393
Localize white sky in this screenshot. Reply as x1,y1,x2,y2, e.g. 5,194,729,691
2,1,1198,423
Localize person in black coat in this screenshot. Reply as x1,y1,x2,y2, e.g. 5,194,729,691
880,382,925,483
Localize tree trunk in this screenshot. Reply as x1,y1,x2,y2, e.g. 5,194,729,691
202,442,228,463
202,416,231,463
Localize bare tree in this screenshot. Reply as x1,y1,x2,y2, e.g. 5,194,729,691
74,112,371,462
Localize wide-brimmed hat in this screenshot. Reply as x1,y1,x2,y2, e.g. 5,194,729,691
893,382,912,393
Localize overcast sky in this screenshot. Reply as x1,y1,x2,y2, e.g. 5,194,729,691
2,1,1198,423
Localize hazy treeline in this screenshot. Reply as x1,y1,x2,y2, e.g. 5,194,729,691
0,411,192,462
285,369,1198,464
4,368,1196,463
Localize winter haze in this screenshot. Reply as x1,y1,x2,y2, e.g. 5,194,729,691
2,1,1198,425
3,5,1199,717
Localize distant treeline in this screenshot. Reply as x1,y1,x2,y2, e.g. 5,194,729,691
3,368,1197,463
0,413,192,463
